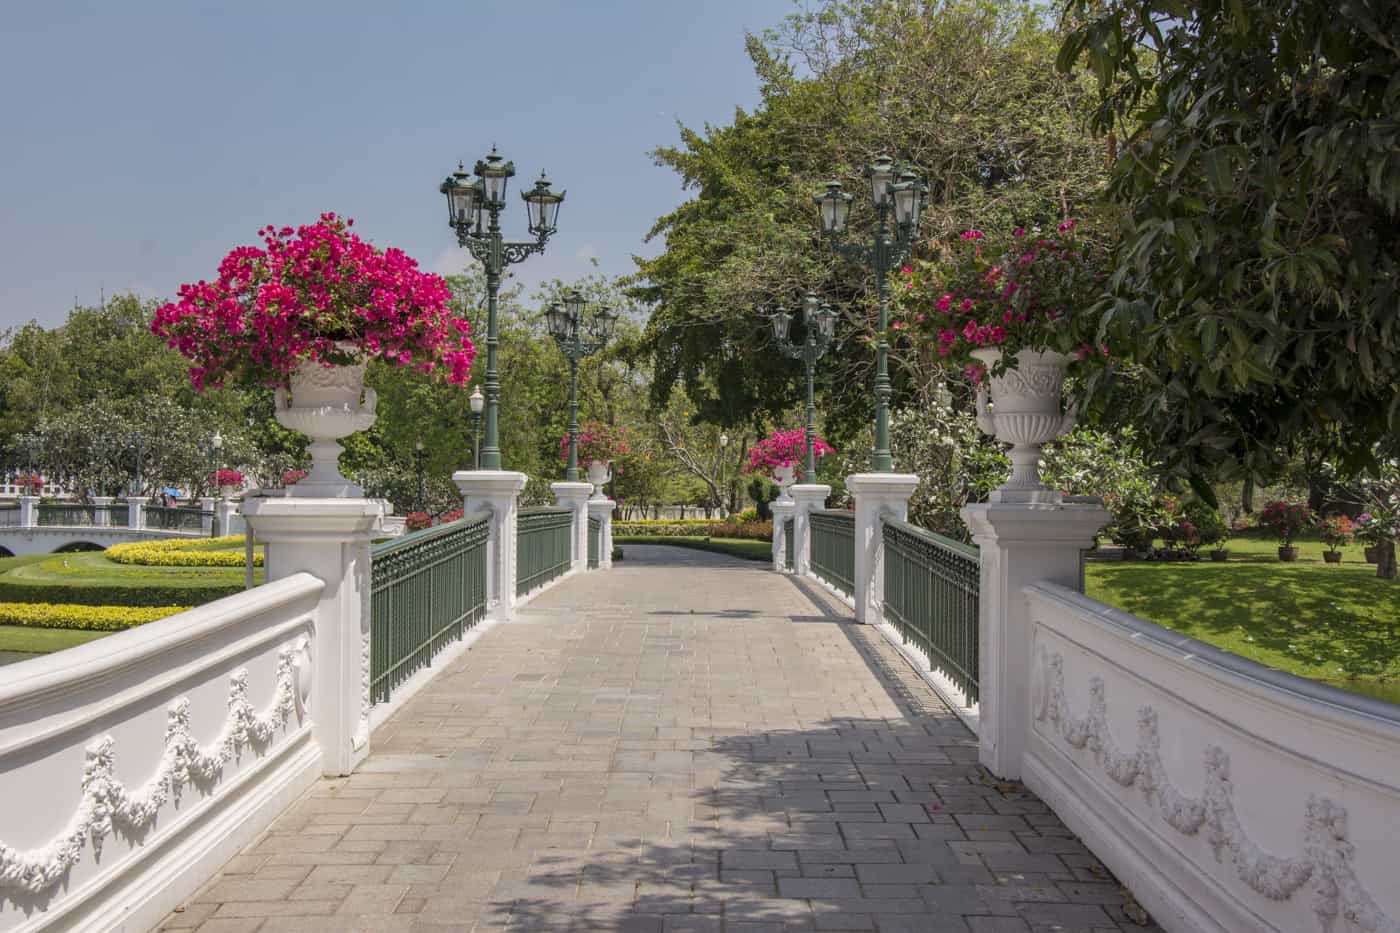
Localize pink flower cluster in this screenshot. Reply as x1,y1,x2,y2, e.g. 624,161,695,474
211,468,244,487
281,468,308,486
558,420,631,468
153,214,474,390
745,429,834,480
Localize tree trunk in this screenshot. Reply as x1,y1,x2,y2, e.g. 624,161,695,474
1377,540,1396,580
1242,476,1254,514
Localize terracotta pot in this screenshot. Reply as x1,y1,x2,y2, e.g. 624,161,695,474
274,343,377,497
1278,546,1299,562
1323,550,1342,564
971,348,1076,504
1364,545,1380,564
1210,549,1228,562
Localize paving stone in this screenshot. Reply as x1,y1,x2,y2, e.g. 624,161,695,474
159,547,1130,932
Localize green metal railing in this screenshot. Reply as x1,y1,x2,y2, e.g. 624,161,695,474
37,504,96,526
782,517,794,571
101,502,129,528
883,517,981,704
0,505,20,527
370,511,489,705
810,509,855,598
587,515,601,569
517,507,573,596
145,505,206,532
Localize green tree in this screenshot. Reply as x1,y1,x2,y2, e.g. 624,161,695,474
1059,0,1400,492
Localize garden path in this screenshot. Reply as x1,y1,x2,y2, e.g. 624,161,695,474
161,546,1150,932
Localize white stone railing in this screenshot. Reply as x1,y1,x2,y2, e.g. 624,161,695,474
1023,582,1400,933
0,575,323,933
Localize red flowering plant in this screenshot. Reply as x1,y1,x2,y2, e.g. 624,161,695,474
438,507,464,524
14,473,43,494
403,511,432,532
281,468,308,486
745,429,834,481
894,221,1107,380
211,468,244,488
558,420,631,469
1259,500,1314,546
152,214,474,390
1319,514,1355,552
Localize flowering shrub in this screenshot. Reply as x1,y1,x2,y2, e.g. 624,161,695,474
1259,500,1314,546
107,536,262,567
404,511,432,532
1161,518,1201,554
745,429,834,480
439,508,464,524
152,214,474,390
13,473,43,494
281,468,308,486
559,420,631,468
1320,514,1356,551
212,468,244,488
1183,501,1229,548
0,601,188,632
895,222,1106,372
1354,509,1398,544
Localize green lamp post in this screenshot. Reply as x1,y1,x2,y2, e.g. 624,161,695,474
545,289,616,482
815,156,927,472
440,147,565,470
770,295,838,479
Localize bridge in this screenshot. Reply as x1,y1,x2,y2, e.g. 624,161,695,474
0,473,1395,933
0,499,234,556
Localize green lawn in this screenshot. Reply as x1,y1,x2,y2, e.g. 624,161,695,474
1,549,261,589
615,536,771,562
1086,533,1400,704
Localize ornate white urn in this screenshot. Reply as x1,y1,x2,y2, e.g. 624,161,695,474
220,484,235,501
971,348,1076,503
773,463,796,502
274,345,377,498
586,460,612,501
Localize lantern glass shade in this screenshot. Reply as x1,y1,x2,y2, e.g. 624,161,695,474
814,305,838,339
443,166,477,227
469,386,485,414
867,153,896,206
545,303,572,339
589,306,617,343
471,183,486,234
523,172,564,234
477,147,515,203
892,180,916,226
563,289,587,322
816,181,850,235
770,310,793,343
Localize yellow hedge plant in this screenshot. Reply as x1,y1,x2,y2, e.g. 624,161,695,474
0,602,189,631
106,536,263,568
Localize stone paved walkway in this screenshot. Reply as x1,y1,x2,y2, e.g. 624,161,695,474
162,546,1151,933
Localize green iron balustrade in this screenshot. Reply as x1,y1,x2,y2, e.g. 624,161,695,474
882,517,981,704
810,509,856,598
0,504,20,527
37,504,96,527
516,507,573,596
370,511,490,705
783,517,794,571
144,505,207,532
103,503,129,528
587,514,601,569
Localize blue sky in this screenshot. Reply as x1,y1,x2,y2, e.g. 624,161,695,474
0,1,797,327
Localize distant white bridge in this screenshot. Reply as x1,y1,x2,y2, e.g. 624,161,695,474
0,497,238,556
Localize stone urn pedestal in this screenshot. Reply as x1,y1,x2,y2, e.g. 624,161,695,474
972,348,1077,504
586,460,612,502
773,464,796,504
275,349,377,498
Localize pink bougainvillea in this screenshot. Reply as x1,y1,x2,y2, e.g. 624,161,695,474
281,468,308,486
558,420,631,467
211,468,244,488
745,429,834,480
404,511,433,532
153,214,474,390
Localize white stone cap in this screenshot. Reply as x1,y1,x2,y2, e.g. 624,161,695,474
770,500,796,514
242,496,384,541
845,473,919,497
452,469,528,496
961,499,1109,542
789,484,832,500
551,482,594,500
587,498,616,514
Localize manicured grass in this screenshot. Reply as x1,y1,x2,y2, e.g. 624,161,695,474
1085,534,1400,704
4,549,261,588
0,624,110,662
615,536,771,562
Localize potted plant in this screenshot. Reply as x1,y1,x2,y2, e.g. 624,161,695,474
897,221,1106,502
1319,514,1354,563
1162,517,1202,560
1356,512,1383,563
559,420,632,500
212,468,244,499
15,473,43,496
744,429,834,484
1184,501,1229,561
153,214,473,498
1259,499,1313,561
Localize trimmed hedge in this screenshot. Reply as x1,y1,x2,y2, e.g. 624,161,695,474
0,601,188,631
613,520,773,541
107,536,262,568
613,536,770,561
0,580,243,607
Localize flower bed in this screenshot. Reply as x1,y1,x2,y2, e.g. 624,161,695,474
613,520,772,541
0,601,188,631
106,536,262,568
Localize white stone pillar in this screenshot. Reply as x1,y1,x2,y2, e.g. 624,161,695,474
960,500,1107,780
215,498,240,537
770,499,795,572
125,496,145,530
847,473,919,625
199,496,216,535
242,497,384,777
92,496,113,527
551,481,592,573
453,470,527,618
789,484,831,577
588,498,615,569
17,496,37,528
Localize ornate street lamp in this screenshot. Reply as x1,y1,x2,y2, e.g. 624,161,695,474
413,440,427,513
816,155,926,472
770,295,838,480
440,148,564,470
17,431,43,492
469,386,485,469
545,289,615,482
128,429,146,498
719,432,730,517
